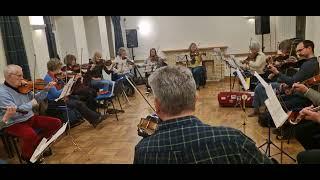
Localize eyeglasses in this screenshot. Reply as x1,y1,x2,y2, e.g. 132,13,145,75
10,73,23,78
296,47,305,53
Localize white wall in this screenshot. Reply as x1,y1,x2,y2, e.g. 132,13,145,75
84,16,101,59
73,16,89,63
83,16,110,59
55,16,77,59
19,16,38,79
0,29,6,82
122,16,296,60
98,16,110,59
54,16,90,63
306,16,320,56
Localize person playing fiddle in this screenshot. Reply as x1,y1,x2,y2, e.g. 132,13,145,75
0,64,61,163
240,41,267,78
61,54,99,111
44,59,107,128
112,47,135,96
187,43,206,90
87,51,113,91
144,48,167,92
265,39,301,81
249,40,318,120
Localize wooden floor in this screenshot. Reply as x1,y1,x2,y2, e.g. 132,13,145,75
0,79,304,164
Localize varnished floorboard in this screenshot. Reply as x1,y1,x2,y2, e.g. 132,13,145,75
0,79,304,164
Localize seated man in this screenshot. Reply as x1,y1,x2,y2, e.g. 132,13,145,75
0,65,61,163
292,83,320,150
133,66,273,164
292,83,320,164
249,40,318,117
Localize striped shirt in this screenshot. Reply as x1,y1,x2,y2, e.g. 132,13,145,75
134,116,273,164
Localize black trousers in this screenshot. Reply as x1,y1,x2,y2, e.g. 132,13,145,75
72,86,98,111
295,121,320,150
297,149,320,164
48,95,100,124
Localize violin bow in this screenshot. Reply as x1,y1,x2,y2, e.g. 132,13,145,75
80,48,83,83
33,54,36,99
125,75,156,112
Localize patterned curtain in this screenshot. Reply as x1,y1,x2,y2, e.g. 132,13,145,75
111,16,124,53
43,16,59,59
0,16,31,80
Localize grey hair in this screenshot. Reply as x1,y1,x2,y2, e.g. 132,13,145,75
118,47,126,55
148,66,197,116
249,41,261,51
4,64,22,79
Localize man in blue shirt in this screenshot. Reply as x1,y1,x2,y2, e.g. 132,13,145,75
0,64,61,163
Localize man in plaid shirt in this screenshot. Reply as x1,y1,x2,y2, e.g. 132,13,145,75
133,66,273,164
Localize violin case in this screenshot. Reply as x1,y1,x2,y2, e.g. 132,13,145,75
217,91,254,107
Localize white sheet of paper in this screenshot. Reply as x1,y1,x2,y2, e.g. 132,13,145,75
55,77,75,102
236,68,249,91
30,123,68,163
254,71,268,88
264,97,288,128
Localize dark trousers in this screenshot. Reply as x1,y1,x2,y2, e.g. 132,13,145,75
189,66,204,88
295,121,320,150
49,96,100,124
72,86,98,111
297,149,320,164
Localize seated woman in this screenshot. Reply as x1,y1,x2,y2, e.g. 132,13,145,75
112,47,135,96
144,48,167,92
88,51,113,91
62,54,98,111
239,41,267,91
187,43,206,90
44,58,107,128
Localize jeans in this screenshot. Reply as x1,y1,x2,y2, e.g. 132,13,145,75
252,82,280,109
91,79,112,90
189,66,204,88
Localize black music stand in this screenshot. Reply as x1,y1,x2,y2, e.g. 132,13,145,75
258,115,296,163
224,59,234,92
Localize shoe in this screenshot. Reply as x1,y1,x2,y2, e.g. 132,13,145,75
248,108,259,117
91,114,107,128
22,157,44,164
43,148,52,157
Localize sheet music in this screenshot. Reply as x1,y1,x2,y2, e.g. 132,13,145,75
30,122,68,163
254,73,288,128
236,68,249,91
254,71,268,88
264,96,288,128
55,77,75,102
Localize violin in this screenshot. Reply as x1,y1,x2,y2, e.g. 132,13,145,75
18,79,47,94
123,76,160,137
0,107,28,115
243,52,258,64
282,74,320,96
190,51,206,64
264,55,298,73
287,106,320,125
137,114,160,137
